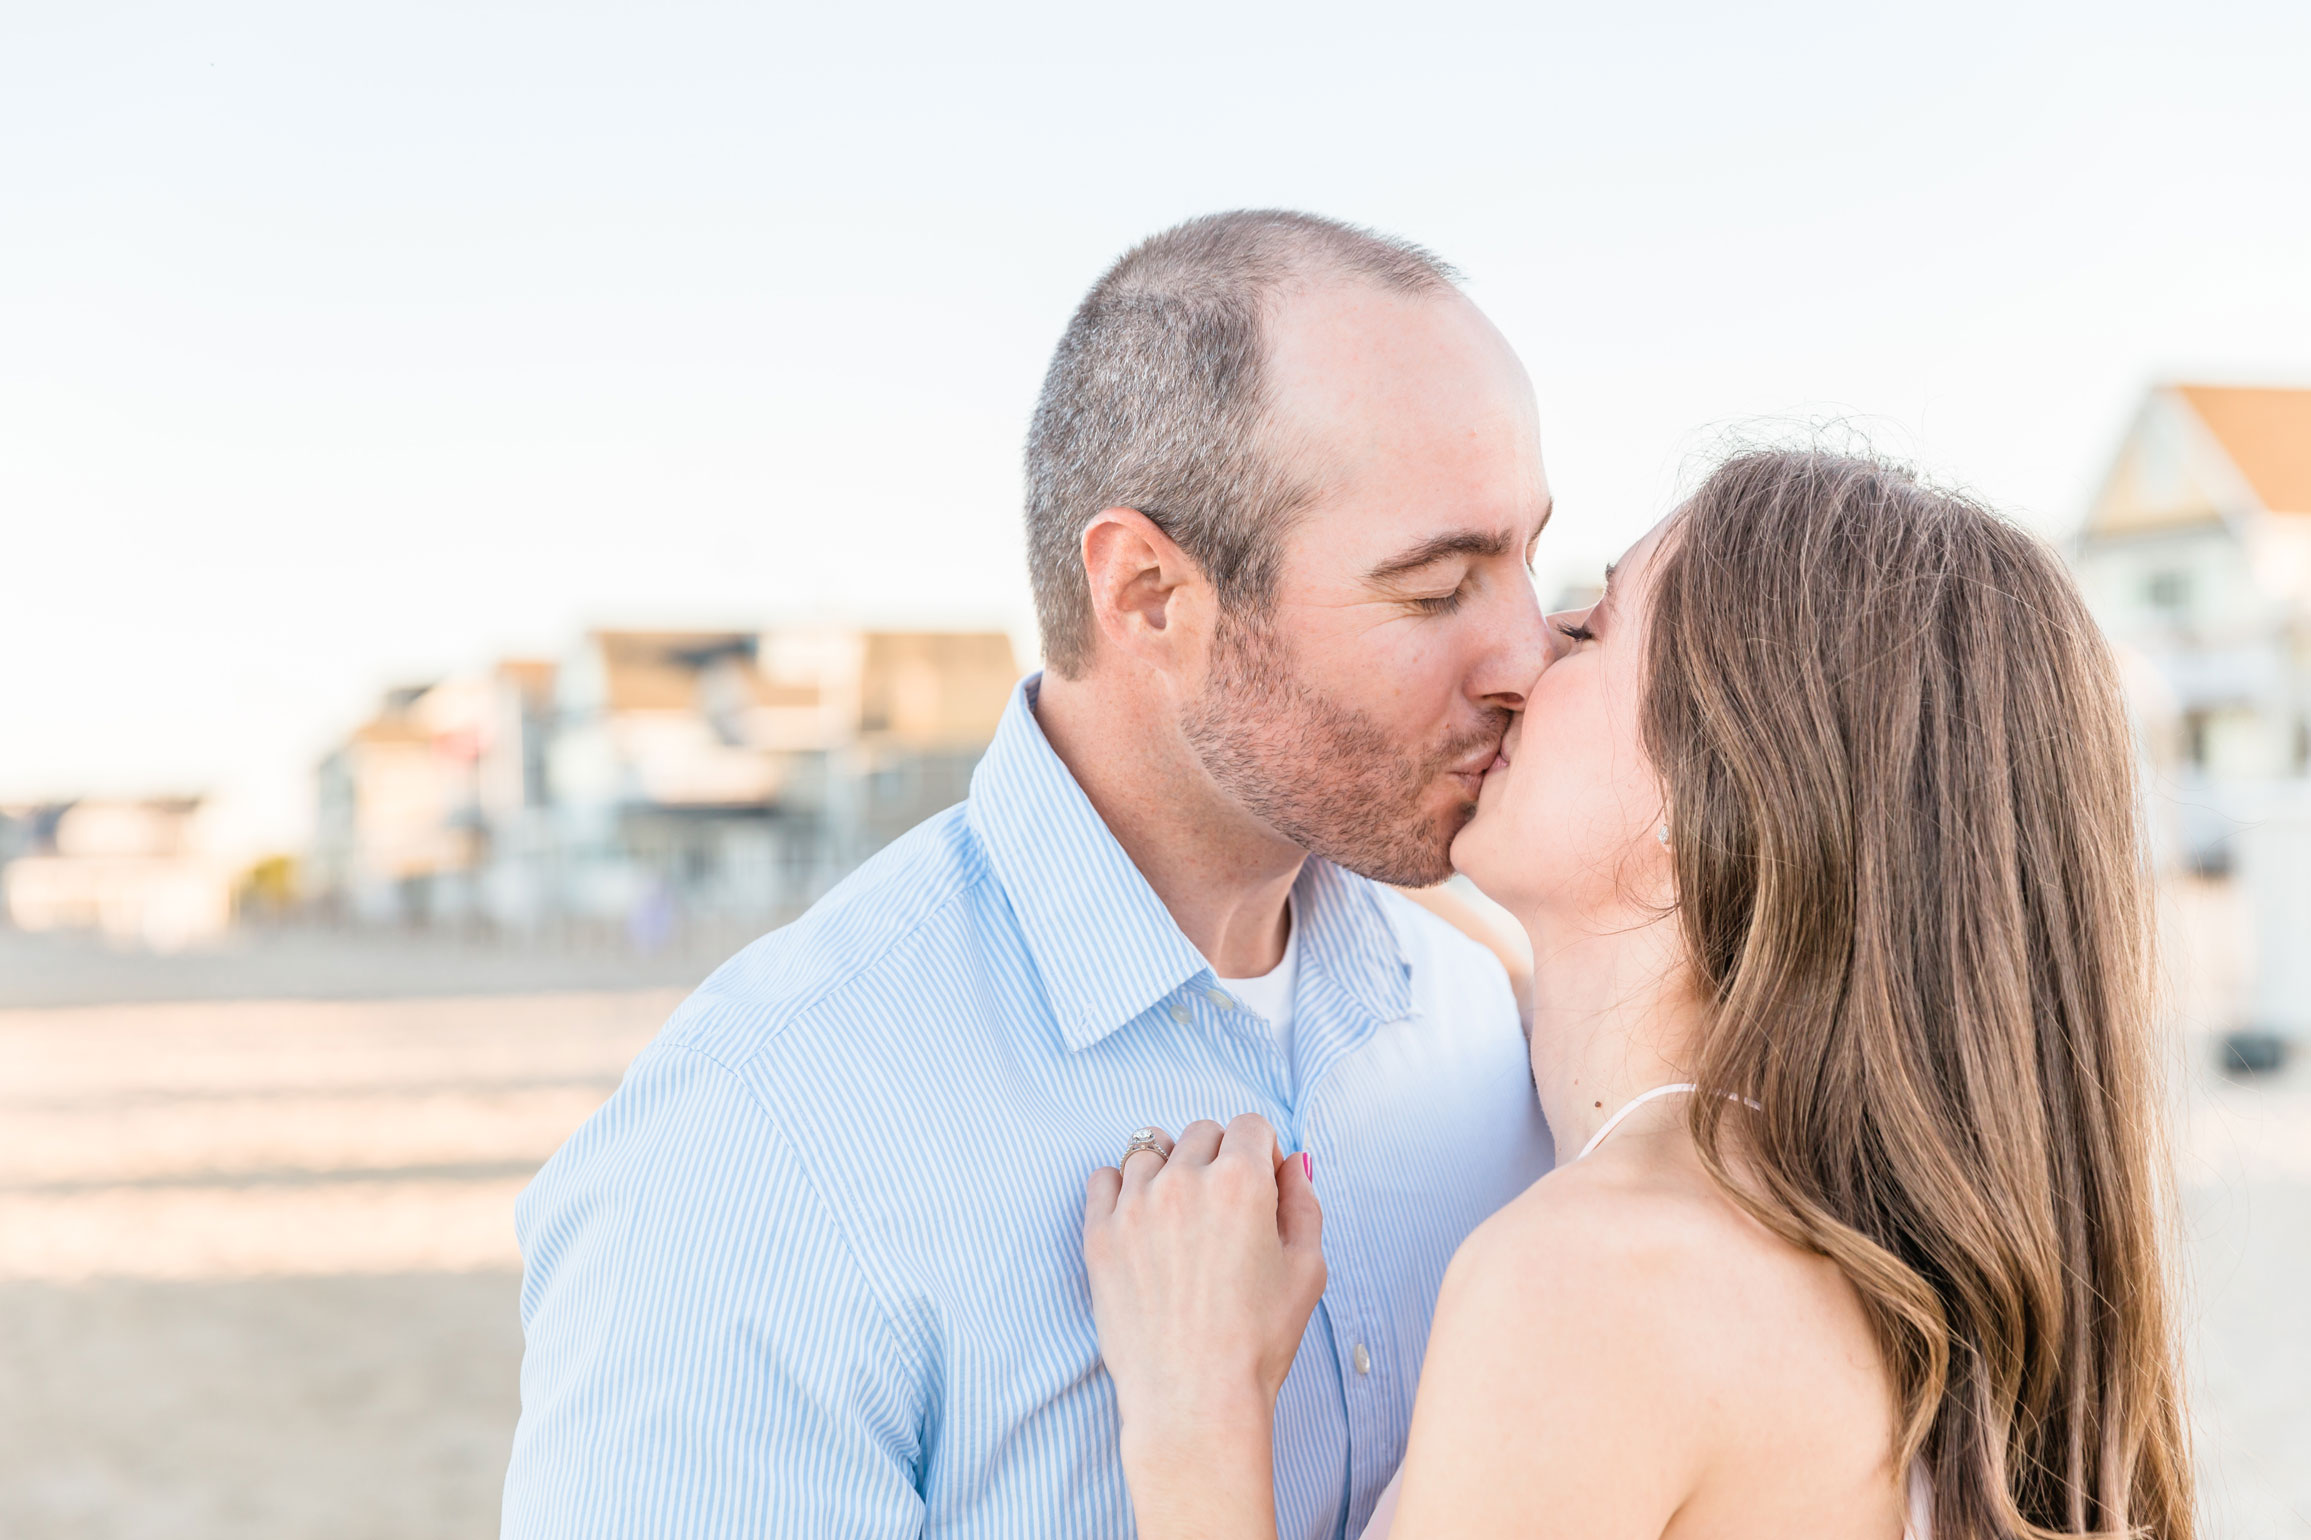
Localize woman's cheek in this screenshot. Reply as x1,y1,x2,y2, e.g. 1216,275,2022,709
1507,760,1557,836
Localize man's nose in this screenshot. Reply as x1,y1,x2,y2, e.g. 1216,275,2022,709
1474,581,1553,711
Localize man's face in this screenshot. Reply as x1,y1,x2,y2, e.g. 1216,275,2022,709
1182,284,1552,886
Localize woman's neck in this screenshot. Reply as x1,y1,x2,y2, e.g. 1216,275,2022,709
1515,903,1708,1162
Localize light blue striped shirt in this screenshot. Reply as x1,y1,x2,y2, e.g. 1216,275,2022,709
504,677,1553,1539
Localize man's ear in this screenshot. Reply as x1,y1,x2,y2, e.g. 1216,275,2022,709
1079,508,1212,674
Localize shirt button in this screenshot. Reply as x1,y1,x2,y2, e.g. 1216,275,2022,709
1353,1343,1372,1376
1204,988,1232,1009
1168,1001,1192,1024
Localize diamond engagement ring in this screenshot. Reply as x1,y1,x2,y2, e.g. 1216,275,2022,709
1120,1127,1167,1169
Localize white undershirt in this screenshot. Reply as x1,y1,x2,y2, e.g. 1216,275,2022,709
1218,902,1300,1083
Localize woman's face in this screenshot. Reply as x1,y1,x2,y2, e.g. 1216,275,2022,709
1452,517,1676,919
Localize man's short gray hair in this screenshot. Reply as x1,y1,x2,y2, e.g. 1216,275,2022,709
1024,209,1462,677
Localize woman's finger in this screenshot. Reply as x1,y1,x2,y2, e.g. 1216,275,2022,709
1084,1164,1122,1223
1120,1125,1175,1192
1172,1118,1226,1169
1217,1112,1277,1172
1275,1142,1323,1257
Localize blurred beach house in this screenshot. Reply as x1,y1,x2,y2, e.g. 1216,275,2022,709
2071,382,2311,1055
311,628,1018,936
0,797,235,950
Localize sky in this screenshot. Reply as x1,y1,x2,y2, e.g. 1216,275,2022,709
4,0,2309,854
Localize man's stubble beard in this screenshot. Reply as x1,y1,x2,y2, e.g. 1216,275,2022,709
1181,612,1510,888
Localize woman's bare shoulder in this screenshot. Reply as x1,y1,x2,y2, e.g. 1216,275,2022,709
1449,1154,1886,1393
1438,1156,1760,1367
1393,1158,1893,1535
1392,1165,1739,1532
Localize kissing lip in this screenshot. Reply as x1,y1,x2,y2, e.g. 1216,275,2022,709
1452,739,1502,775
1492,714,1524,771
1446,745,1499,795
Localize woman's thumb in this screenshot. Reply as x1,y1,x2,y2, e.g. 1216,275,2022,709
1276,1147,1323,1251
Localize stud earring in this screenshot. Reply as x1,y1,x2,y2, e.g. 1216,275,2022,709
1656,823,1671,847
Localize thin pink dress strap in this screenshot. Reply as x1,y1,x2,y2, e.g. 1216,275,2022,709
1575,1082,1701,1161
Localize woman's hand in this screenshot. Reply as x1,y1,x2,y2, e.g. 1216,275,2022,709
1082,1113,1325,1540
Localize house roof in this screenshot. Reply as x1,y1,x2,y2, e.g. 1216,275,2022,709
496,658,558,711
2176,384,2311,516
592,631,756,712
349,716,433,746
857,631,1020,745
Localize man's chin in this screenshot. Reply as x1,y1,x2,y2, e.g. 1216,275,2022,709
1386,849,1458,889
1296,806,1457,889
1360,801,1469,889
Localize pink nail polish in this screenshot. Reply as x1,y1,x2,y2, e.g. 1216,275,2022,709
1301,1152,1313,1180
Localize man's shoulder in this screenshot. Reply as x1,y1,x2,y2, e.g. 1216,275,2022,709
662,803,994,1066
1371,882,1491,959
1364,881,1516,1006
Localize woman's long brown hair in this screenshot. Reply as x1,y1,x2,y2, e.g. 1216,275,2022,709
1643,450,2192,1538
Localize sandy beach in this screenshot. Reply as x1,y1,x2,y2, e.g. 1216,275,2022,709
2,977,2304,1538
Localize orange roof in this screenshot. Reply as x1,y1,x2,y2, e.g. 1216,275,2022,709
496,658,558,710
349,716,432,746
857,631,1021,745
592,630,755,712
2175,384,2311,516
749,677,822,709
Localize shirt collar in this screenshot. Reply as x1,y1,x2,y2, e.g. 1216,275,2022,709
1288,858,1415,1051
968,674,1412,1053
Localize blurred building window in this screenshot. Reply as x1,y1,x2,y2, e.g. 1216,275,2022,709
306,628,1019,936
2183,706,2281,779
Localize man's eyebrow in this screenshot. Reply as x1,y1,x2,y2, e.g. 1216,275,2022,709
1365,529,1517,585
